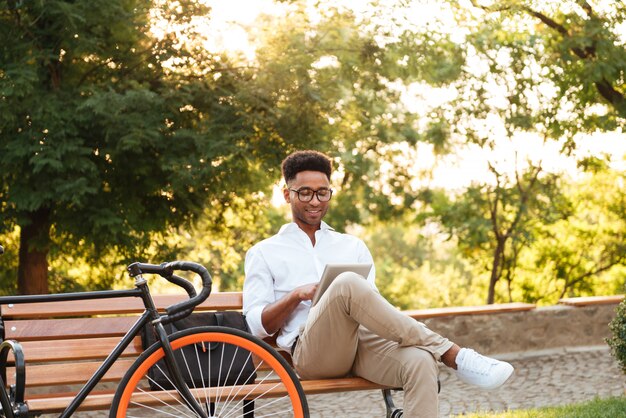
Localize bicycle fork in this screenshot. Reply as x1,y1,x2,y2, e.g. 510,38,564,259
154,322,210,418
135,265,211,418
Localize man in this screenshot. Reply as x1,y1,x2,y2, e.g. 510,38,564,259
243,150,514,417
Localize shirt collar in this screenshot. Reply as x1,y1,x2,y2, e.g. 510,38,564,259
278,221,334,235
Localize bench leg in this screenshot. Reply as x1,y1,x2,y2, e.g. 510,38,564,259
210,400,254,416
243,399,254,417
382,388,403,418
383,378,440,417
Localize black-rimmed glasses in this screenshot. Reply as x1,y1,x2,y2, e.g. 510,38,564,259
289,187,333,202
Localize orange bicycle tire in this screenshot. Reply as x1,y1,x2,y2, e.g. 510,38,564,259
110,326,308,418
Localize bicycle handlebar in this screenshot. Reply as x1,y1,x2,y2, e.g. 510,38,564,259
127,261,213,324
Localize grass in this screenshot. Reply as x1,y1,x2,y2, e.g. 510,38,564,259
456,396,626,417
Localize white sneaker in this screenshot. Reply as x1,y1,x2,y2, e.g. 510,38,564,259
455,348,514,390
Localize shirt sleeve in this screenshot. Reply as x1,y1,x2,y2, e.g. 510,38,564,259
242,245,275,339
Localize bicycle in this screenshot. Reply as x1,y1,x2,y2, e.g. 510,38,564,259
0,255,309,417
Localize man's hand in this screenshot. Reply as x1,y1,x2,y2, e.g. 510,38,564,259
261,283,318,335
293,283,318,301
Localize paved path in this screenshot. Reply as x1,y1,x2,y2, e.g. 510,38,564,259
304,345,625,417
58,345,624,417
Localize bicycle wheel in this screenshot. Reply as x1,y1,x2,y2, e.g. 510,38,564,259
110,326,308,418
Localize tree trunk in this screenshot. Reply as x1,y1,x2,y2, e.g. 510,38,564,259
18,209,52,295
487,239,505,304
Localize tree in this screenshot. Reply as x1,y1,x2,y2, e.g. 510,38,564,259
1,0,465,293
528,158,626,301
255,1,626,304
426,155,571,304
469,0,626,120
245,2,467,230
431,0,625,152
0,0,301,293
3,0,623,303
364,218,484,309
396,0,625,303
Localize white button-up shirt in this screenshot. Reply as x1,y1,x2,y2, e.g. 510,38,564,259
243,222,376,352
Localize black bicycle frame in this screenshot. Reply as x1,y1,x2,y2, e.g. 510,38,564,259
0,280,209,418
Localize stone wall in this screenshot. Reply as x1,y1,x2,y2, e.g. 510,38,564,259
421,303,620,355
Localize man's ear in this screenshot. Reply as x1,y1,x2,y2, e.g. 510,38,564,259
283,188,291,203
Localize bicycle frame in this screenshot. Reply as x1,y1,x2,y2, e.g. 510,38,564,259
0,273,210,418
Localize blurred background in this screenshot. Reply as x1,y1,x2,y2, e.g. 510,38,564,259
0,0,624,308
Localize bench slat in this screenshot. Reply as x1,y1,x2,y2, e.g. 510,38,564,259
8,359,134,386
301,377,393,393
27,391,116,413
4,317,137,341
26,390,116,414
18,337,142,362
404,302,535,319
15,361,278,389
0,292,243,319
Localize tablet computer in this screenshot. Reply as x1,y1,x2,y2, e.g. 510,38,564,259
311,263,373,307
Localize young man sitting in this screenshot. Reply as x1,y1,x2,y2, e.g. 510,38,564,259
243,150,514,417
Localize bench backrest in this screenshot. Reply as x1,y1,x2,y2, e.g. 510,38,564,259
0,292,243,392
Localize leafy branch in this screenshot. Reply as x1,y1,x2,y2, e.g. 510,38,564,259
470,0,625,114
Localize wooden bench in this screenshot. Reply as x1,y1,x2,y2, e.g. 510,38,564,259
0,291,400,416
0,291,536,416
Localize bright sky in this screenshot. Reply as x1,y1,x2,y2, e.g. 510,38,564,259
204,0,625,192
201,0,280,61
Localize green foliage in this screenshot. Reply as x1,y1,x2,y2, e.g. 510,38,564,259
0,226,119,294
0,0,474,293
249,2,467,229
364,220,484,309
1,0,624,304
0,0,310,291
607,299,626,374
406,0,625,161
424,160,573,303
426,162,626,305
515,165,626,303
0,228,19,295
407,0,626,303
160,198,288,292
457,396,626,417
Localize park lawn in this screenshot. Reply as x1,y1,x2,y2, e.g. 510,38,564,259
456,396,626,417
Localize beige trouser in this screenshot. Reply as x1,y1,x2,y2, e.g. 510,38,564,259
292,272,454,418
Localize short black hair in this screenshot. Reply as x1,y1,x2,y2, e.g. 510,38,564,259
281,150,332,184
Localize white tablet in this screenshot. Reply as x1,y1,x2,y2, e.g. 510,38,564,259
311,263,373,306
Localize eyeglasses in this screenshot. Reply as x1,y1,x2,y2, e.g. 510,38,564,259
289,187,333,202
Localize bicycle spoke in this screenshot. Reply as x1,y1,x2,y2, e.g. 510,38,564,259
131,385,194,417
215,350,257,415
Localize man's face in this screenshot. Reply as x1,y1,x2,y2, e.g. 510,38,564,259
284,170,331,229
